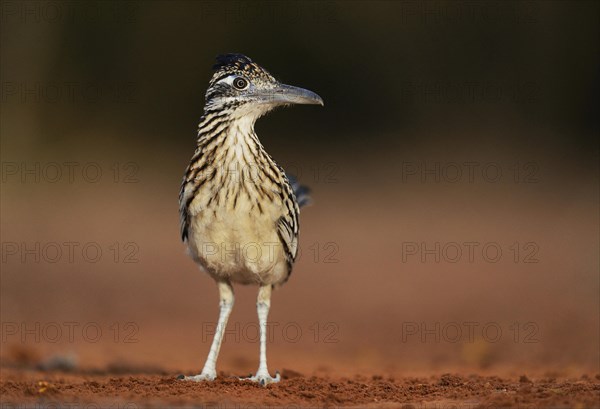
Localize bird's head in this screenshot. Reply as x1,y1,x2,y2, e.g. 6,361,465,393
204,54,323,120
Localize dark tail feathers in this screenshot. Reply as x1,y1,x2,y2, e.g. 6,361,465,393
286,174,312,208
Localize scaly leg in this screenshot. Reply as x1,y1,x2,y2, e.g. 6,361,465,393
181,280,234,381
241,284,281,386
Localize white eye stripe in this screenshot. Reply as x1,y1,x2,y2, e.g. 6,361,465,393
217,75,237,86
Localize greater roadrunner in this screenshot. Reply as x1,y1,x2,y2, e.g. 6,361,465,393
178,54,323,385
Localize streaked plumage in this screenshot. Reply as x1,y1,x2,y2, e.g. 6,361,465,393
178,54,322,385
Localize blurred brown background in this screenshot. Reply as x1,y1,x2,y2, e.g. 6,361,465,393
1,1,598,377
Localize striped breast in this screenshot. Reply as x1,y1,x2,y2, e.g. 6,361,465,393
179,112,300,286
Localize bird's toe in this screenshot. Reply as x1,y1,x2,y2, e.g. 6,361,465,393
240,370,281,386
180,372,217,382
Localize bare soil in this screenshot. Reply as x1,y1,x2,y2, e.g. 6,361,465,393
1,367,599,408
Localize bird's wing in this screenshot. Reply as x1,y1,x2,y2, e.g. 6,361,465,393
179,180,192,242
277,214,298,274
275,172,301,276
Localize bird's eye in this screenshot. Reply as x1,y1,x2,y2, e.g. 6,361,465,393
233,77,249,90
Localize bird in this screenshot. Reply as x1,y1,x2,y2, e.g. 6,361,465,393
178,54,323,385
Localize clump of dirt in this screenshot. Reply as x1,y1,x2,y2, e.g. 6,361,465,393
1,368,599,408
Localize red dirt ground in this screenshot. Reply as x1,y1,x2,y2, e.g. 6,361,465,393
1,367,599,408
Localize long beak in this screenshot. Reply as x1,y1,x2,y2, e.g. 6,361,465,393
259,84,324,106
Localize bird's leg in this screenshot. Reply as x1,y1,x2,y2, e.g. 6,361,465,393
241,284,281,385
182,280,234,382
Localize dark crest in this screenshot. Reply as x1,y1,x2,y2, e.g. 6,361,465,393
213,54,255,71
210,53,276,86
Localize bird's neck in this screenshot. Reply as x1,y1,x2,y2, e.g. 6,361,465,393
193,108,275,181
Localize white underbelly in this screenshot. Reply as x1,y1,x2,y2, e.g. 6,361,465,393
186,200,288,285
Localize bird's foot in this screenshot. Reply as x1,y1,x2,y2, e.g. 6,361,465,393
240,370,281,386
178,370,217,382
